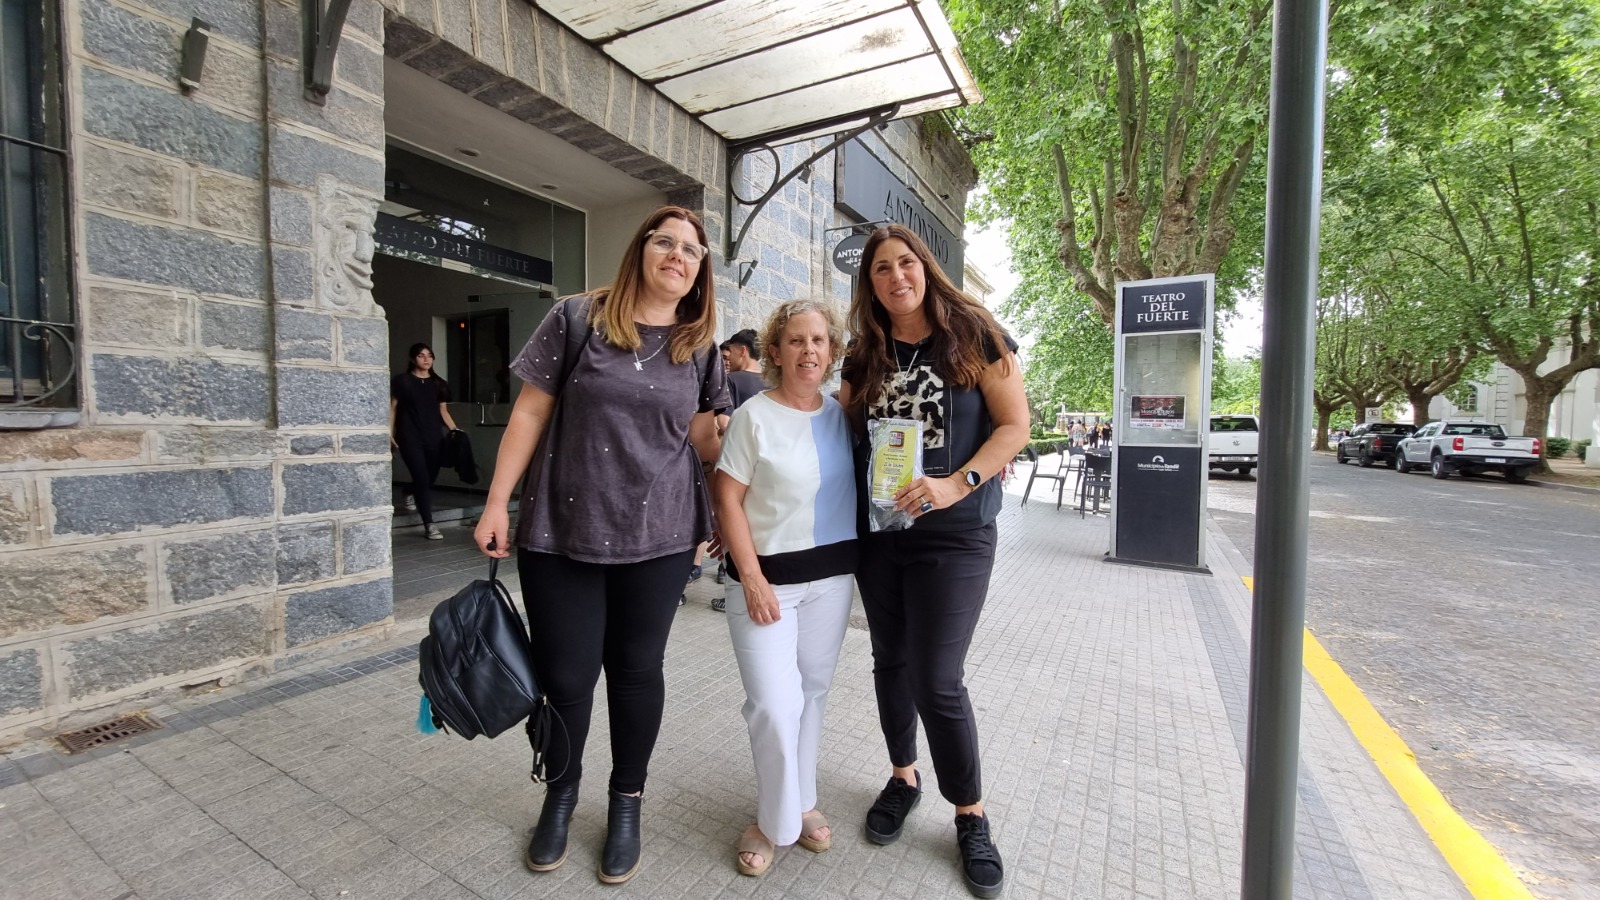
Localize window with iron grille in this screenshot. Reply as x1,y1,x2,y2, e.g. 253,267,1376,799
1,0,74,425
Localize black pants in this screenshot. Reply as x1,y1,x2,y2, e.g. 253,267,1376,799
518,548,695,794
396,433,443,525
856,522,997,807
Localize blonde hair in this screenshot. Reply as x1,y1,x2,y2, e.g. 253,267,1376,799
758,299,845,387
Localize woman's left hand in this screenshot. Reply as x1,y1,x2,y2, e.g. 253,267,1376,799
893,475,968,518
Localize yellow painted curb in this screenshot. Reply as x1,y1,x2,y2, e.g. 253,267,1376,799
1239,577,1533,899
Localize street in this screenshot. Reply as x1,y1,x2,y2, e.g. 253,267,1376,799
1208,456,1600,899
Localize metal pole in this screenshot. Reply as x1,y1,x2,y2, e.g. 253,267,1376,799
1240,0,1330,897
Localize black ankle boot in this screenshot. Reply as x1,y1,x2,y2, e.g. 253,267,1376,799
597,789,642,884
525,782,580,872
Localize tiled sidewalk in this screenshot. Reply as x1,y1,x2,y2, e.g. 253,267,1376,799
0,480,1470,899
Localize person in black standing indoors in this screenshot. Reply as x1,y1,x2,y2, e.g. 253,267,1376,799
838,224,1029,899
390,343,459,540
474,206,727,885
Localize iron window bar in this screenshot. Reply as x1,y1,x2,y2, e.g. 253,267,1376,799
1,0,74,414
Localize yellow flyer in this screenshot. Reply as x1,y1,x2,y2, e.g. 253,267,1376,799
867,418,923,531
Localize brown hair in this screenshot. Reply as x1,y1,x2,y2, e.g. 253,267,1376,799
585,206,716,365
758,299,846,388
843,224,1011,419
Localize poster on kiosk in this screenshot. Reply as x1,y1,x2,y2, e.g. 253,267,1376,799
1108,274,1213,572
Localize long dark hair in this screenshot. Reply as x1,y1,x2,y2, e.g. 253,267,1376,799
844,224,1011,420
586,206,716,365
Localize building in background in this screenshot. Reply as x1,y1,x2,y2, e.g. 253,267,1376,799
1432,346,1599,466
0,0,979,740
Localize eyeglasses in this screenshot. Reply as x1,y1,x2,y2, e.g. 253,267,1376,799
644,230,709,263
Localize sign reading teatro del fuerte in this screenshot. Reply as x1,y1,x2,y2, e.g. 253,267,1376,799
834,140,964,283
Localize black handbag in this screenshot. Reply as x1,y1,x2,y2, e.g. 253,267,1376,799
417,556,558,779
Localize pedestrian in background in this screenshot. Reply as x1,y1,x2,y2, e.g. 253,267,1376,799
714,299,858,877
390,342,459,540
473,206,728,885
709,327,771,596
838,224,1029,899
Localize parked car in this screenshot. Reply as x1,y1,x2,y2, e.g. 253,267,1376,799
1336,422,1417,468
1394,420,1542,482
1208,414,1260,476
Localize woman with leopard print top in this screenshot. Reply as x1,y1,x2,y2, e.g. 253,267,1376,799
837,224,1030,899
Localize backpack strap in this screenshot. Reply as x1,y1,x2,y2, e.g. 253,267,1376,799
557,296,593,391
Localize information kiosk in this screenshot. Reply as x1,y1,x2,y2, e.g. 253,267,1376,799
1108,275,1214,572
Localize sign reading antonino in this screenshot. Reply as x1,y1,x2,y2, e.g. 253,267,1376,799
835,140,964,283
832,233,868,276
1120,278,1208,334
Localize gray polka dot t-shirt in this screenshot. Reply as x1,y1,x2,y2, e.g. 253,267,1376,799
509,300,729,563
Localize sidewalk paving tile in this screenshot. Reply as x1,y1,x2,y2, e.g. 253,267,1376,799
0,478,1477,899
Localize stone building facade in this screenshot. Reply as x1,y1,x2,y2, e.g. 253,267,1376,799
0,0,977,742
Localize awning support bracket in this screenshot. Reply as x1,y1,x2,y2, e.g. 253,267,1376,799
302,0,355,105
724,106,899,263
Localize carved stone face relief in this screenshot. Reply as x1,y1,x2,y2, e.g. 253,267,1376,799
315,175,381,313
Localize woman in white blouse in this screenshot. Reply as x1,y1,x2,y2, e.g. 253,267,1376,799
713,299,858,876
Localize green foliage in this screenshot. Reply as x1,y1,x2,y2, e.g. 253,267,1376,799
1212,355,1261,414
1577,439,1593,460
1545,437,1572,459
948,0,1274,404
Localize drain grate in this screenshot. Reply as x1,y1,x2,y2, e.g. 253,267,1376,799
55,713,162,754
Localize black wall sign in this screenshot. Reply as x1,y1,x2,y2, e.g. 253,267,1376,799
835,141,964,282
1113,446,1202,567
374,212,554,284
832,233,868,275
1120,278,1207,334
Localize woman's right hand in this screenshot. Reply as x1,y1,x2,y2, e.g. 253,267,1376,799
474,505,511,558
742,573,781,625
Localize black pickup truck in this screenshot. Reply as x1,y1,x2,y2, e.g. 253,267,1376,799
1336,422,1417,468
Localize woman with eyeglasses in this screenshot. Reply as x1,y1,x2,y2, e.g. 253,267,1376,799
475,206,728,885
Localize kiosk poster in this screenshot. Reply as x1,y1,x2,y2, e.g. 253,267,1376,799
1130,395,1186,429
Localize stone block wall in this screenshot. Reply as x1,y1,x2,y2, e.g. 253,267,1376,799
0,0,395,742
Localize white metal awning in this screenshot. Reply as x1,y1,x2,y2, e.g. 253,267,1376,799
537,0,981,145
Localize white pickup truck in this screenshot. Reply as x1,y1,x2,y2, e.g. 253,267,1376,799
1208,414,1260,476
1394,420,1542,483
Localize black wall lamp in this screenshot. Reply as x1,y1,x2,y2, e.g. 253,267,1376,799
179,18,211,93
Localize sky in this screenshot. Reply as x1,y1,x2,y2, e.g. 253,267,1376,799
963,219,1266,359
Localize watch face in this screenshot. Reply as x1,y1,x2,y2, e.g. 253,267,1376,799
965,469,981,487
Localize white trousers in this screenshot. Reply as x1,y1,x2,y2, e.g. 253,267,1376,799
724,572,854,846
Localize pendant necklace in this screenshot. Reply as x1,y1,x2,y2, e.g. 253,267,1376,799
632,334,667,371
899,342,923,373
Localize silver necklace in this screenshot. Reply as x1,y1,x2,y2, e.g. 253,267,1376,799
632,334,667,371
898,342,925,372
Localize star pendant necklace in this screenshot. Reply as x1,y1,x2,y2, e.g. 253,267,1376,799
632,333,667,371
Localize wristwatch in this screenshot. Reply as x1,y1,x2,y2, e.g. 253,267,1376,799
957,467,981,490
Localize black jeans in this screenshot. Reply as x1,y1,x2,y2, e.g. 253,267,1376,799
856,522,998,807
518,548,695,794
396,434,442,525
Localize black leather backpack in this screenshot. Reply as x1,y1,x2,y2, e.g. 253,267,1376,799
418,557,555,778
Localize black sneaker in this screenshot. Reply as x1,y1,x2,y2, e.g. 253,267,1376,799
864,772,921,844
687,564,704,582
715,561,726,584
711,596,725,613
677,594,686,608
955,813,1003,898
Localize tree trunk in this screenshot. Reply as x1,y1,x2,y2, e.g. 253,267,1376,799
1519,377,1562,476
1407,388,1433,424
1315,408,1333,451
